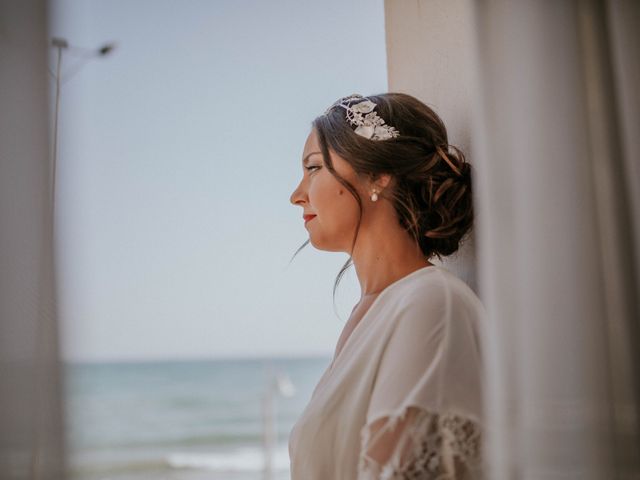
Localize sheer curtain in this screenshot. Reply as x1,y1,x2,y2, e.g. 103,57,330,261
0,1,66,479
471,0,640,478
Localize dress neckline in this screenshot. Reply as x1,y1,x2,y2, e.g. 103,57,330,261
328,264,442,372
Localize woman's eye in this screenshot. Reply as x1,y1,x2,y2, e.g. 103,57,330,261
305,165,321,173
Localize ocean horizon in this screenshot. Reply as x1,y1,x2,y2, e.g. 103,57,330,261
64,355,331,480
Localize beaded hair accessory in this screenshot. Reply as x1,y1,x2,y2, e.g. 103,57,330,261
324,94,400,141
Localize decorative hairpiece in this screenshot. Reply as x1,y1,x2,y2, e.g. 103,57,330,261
324,94,400,141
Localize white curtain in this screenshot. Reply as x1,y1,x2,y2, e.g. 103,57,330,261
472,0,640,478
0,1,66,478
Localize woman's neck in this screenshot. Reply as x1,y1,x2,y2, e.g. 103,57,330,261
350,214,432,298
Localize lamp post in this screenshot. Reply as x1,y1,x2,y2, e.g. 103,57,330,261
262,365,296,480
48,37,115,222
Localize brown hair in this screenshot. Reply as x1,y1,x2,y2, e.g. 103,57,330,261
291,92,474,305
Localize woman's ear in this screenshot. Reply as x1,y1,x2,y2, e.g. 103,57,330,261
372,173,392,191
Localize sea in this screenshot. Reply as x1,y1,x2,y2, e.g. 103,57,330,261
64,356,331,480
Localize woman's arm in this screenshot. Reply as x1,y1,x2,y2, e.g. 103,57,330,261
357,274,484,479
358,405,482,479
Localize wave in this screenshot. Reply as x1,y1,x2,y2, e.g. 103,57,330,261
167,444,290,472
68,444,291,477
71,430,291,451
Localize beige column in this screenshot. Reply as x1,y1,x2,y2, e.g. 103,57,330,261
384,0,477,291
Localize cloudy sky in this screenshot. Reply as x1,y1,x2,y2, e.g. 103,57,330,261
48,0,388,362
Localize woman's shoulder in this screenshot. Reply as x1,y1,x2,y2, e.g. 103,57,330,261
392,265,486,325
392,264,480,301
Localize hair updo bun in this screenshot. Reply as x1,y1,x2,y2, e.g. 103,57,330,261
312,92,474,261
415,145,473,258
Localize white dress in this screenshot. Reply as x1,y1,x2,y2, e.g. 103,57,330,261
288,265,485,479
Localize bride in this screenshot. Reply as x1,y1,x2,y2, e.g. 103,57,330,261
288,93,485,479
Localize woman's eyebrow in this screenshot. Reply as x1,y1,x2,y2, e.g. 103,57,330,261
302,151,322,166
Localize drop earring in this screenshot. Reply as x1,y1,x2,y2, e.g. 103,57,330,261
370,189,379,202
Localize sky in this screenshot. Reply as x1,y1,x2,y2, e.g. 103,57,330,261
48,0,388,362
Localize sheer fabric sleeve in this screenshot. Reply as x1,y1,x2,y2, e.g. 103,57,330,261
357,275,484,479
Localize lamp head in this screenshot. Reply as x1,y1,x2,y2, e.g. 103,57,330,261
98,43,116,56
51,37,68,48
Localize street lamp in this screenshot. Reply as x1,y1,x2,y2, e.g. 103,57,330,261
262,366,296,480
48,37,116,220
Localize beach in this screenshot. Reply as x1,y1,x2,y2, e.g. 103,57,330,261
65,356,329,480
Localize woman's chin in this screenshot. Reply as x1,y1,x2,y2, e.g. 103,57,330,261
308,236,345,253
308,235,323,250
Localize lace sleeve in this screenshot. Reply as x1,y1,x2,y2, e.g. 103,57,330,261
357,406,482,480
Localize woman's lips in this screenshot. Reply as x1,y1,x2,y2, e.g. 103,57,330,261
303,214,316,223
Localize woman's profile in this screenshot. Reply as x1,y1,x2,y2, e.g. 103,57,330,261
288,93,485,479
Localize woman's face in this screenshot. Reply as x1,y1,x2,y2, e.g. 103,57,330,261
289,129,366,252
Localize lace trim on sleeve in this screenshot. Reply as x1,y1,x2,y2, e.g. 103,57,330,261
357,406,482,480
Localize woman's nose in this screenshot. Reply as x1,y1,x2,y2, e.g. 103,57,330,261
290,180,306,206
